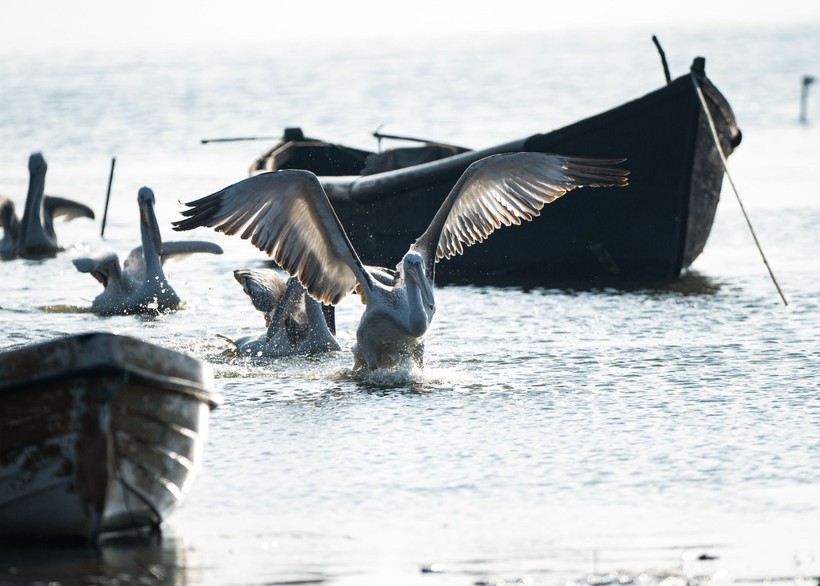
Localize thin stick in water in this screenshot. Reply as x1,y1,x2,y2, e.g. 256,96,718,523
691,75,788,306
100,156,116,239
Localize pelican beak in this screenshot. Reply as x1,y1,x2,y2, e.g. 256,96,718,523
406,255,435,313
26,153,47,207
419,274,435,313
138,187,163,254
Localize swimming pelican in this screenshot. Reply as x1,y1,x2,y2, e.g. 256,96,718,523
0,196,21,259
230,268,340,357
74,186,223,315
173,152,629,371
1,153,95,259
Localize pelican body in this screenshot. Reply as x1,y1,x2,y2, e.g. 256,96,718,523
232,268,340,357
174,152,628,371
74,187,223,316
1,153,95,259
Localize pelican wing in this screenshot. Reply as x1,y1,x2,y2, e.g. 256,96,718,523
233,268,289,314
123,240,224,279
173,170,369,305
0,195,15,217
0,196,18,235
44,195,95,222
122,246,147,281
159,240,224,261
411,152,629,274
73,250,121,286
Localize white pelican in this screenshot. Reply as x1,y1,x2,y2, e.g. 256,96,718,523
173,152,628,371
74,187,223,315
231,268,340,357
1,153,95,259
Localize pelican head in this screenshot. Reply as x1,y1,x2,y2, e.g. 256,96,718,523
29,152,47,173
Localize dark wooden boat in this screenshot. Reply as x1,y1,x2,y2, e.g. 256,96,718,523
250,57,741,286
0,332,220,542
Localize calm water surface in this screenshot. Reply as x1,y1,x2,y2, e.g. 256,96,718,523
0,26,818,586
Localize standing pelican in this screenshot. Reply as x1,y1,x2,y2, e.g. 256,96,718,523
173,152,628,371
230,268,340,357
74,186,223,316
1,153,95,259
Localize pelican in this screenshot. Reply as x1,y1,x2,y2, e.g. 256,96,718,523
0,196,20,259
230,268,340,357
173,152,629,371
1,153,95,259
74,186,223,316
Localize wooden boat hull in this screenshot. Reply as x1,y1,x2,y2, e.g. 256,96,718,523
0,332,219,541
252,58,741,285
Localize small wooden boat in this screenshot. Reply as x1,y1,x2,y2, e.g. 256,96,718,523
250,57,741,286
0,332,220,542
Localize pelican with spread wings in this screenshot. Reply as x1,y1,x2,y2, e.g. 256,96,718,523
174,152,628,371
75,187,222,315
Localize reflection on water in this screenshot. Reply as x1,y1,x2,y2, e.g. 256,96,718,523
437,269,726,300
39,303,93,314
0,534,182,585
1,534,813,586
643,270,724,296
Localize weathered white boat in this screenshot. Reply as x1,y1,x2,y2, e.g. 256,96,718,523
0,332,220,541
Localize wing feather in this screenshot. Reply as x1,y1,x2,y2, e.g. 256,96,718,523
174,170,368,305
412,152,628,269
43,196,95,222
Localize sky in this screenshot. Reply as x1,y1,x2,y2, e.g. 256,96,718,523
2,0,819,56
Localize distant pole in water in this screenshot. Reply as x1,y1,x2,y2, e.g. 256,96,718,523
100,156,116,239
800,75,815,124
692,76,788,307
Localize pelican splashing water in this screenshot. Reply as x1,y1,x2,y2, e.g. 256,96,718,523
230,268,340,357
173,152,628,372
74,187,223,315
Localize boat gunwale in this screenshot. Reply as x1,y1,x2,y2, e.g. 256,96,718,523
0,362,219,409
0,332,221,409
267,60,738,208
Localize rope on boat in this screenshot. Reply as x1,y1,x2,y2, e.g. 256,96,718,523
691,75,789,307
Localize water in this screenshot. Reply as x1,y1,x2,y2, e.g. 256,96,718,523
1,24,819,586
